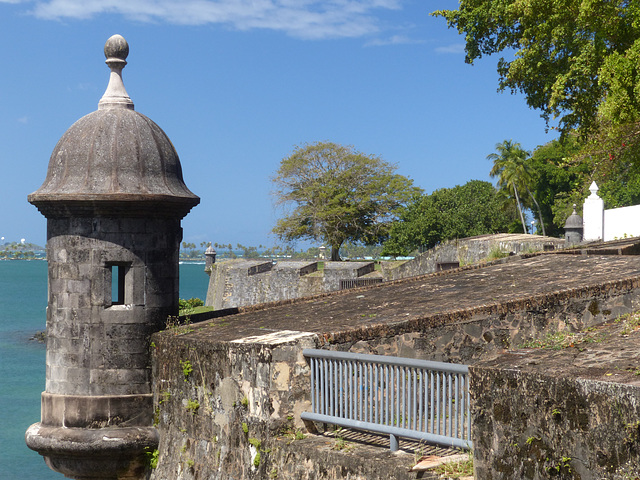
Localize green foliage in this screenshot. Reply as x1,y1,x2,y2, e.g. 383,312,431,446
525,131,640,231
433,1,640,136
180,360,193,381
577,122,640,209
241,396,249,408
248,438,261,449
432,452,474,478
236,243,263,259
528,138,586,236
145,448,159,469
332,436,349,451
383,180,516,257
488,140,541,234
180,242,207,260
547,455,572,475
518,323,612,350
338,242,383,260
179,298,204,311
186,399,200,414
242,422,249,434
487,246,509,261
272,141,420,261
0,241,41,260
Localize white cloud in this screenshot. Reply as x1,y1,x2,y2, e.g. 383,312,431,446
20,0,404,40
434,43,465,55
17,116,28,124
365,34,423,47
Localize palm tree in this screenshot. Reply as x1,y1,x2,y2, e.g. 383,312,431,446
487,140,546,235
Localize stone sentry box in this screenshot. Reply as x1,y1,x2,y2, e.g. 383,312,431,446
25,35,199,480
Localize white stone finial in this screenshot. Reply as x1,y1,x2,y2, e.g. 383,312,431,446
98,34,134,110
589,181,599,195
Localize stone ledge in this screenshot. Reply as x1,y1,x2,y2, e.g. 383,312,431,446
470,318,640,479
269,433,439,480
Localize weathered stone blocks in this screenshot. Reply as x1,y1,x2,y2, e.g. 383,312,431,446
471,358,640,479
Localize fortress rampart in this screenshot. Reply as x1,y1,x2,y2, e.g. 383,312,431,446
152,251,640,479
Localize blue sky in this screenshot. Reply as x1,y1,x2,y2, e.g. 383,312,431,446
0,0,557,249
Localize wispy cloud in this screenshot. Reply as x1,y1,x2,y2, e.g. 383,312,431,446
365,34,423,47
11,0,404,40
17,116,28,124
435,43,465,55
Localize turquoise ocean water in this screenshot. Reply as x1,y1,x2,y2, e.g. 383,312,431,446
0,260,209,479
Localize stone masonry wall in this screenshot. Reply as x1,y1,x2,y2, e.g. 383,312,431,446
152,254,640,479
206,260,375,310
42,216,181,433
471,344,640,479
206,235,564,311
381,234,565,282
149,327,436,480
149,329,318,480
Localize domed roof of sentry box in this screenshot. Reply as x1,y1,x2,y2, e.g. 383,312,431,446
564,204,583,229
28,35,200,218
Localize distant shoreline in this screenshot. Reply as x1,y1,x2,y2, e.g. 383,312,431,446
0,257,46,261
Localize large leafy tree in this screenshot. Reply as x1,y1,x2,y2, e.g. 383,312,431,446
433,1,640,136
528,138,587,236
382,180,517,257
488,140,545,235
272,142,419,261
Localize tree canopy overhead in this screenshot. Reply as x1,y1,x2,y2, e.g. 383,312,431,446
272,142,419,261
433,1,640,135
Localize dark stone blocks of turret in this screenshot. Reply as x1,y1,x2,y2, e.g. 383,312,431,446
43,216,181,403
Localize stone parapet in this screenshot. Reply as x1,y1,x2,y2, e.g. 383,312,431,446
206,260,376,310
381,233,565,282
149,329,318,479
470,323,640,479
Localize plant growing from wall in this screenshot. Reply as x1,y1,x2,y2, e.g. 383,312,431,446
186,399,199,414
180,360,193,381
546,456,572,475
145,448,159,469
160,390,171,404
248,437,262,468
